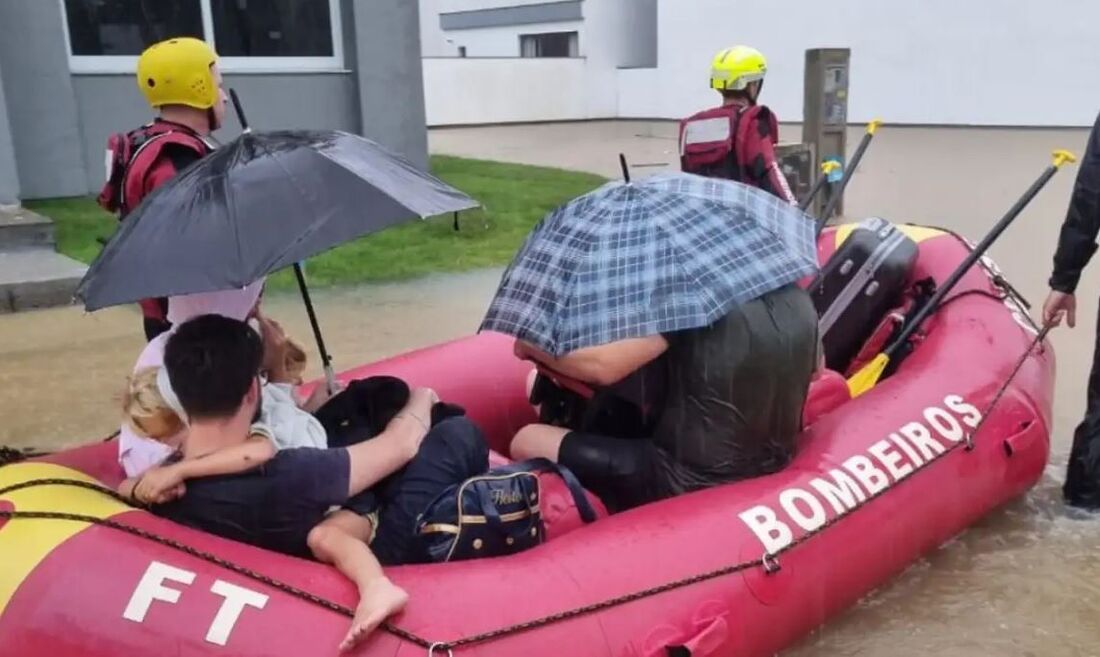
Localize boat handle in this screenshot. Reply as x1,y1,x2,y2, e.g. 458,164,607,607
629,614,729,657
662,615,728,657
1002,419,1037,457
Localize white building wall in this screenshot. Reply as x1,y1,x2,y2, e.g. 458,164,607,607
424,58,590,124
422,0,624,125
419,0,454,57
438,20,584,57
440,0,557,11
422,0,590,57
616,0,658,69
423,0,1100,128
619,0,1100,127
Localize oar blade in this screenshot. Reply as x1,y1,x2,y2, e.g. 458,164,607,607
847,353,890,398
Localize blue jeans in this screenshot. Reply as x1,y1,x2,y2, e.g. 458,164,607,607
344,416,489,565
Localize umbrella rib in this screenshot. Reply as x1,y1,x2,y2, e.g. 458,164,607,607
253,144,327,275
746,204,820,270
228,142,246,286
311,147,476,218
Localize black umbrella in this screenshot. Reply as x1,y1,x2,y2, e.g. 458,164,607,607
77,89,479,390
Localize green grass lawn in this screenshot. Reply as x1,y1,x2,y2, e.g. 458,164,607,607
26,155,606,290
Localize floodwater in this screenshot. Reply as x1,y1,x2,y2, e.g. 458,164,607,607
4,122,1100,655
0,268,505,452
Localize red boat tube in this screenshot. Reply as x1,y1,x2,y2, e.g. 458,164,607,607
0,223,1053,657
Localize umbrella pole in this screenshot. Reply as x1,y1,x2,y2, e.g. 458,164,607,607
619,153,631,182
229,88,252,134
293,263,338,394
231,89,337,390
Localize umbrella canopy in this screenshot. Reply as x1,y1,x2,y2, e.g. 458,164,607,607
75,129,478,310
480,171,819,356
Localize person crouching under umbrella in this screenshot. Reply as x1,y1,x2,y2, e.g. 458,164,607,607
509,282,820,513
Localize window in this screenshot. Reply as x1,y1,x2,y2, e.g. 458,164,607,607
61,0,344,73
520,31,578,58
210,0,333,57
63,0,204,56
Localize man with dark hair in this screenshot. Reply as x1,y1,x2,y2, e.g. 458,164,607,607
163,311,265,420
155,314,488,651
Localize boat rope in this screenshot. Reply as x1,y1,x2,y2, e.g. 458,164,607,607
0,430,120,467
959,323,1051,450
0,447,47,467
0,328,1052,653
916,223,1036,313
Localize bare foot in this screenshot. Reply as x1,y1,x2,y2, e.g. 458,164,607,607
338,578,409,652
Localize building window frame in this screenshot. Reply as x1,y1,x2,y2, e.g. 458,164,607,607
60,0,346,74
519,31,579,58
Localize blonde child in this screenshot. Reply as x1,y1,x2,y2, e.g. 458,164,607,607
119,315,337,505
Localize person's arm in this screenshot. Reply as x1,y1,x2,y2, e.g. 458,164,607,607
515,335,668,387
1050,110,1100,295
341,387,437,497
118,477,141,501
132,436,276,504
744,108,797,205
300,380,344,414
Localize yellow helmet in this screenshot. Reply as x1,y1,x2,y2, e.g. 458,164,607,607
136,37,219,109
709,45,767,91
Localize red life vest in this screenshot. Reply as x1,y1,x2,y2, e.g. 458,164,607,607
677,104,778,183
97,121,211,218
97,121,211,321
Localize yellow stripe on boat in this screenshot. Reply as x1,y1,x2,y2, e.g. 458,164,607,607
0,463,132,615
834,222,947,248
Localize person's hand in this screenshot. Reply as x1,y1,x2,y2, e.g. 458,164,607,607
1043,290,1077,329
303,379,345,412
514,340,537,361
406,386,438,419
392,387,435,448
134,465,187,505
258,315,293,381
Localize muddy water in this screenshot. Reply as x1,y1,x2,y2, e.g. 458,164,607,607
435,120,1100,655
4,122,1100,655
0,268,504,452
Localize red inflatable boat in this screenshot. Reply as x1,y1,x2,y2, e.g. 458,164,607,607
0,222,1054,657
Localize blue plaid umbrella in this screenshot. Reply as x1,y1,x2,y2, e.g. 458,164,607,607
479,171,819,356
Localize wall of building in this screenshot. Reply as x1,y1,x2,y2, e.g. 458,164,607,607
0,0,88,199
0,0,429,199
350,0,430,170
618,0,1100,127
615,0,657,69
71,73,360,192
423,0,591,57
436,20,583,57
419,0,664,125
424,57,591,125
0,61,20,205
421,0,1100,128
419,0,453,57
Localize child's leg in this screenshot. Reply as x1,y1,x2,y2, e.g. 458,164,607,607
307,510,409,653
371,416,489,565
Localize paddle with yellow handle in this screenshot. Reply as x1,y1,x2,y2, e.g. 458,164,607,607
815,119,885,235
847,148,1078,398
799,160,842,212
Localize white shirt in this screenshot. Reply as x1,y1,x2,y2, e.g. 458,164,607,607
251,383,328,451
